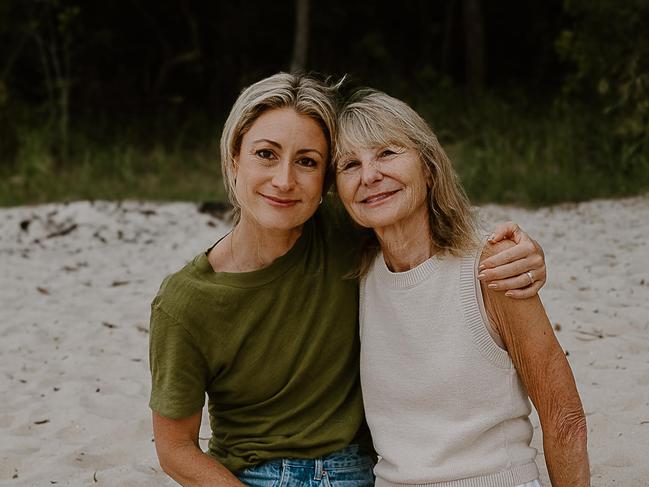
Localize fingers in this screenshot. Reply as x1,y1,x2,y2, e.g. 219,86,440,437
481,221,547,297
532,263,547,286
484,273,531,291
485,273,543,298
482,265,545,296
479,243,542,275
478,256,543,282
488,221,521,243
504,280,544,299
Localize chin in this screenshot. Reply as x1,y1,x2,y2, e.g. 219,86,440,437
258,211,314,232
352,209,402,229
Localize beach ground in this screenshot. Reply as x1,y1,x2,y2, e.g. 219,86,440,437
1,196,648,486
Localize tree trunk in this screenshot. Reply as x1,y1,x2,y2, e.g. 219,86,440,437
463,0,485,96
290,0,310,73
49,33,71,166
441,0,456,76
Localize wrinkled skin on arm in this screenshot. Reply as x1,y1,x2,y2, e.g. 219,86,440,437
480,239,590,487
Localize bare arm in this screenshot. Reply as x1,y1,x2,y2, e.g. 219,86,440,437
478,222,547,299
480,240,589,487
152,410,245,487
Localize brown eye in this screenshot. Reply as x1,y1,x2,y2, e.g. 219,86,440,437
338,160,360,172
296,157,317,168
256,149,274,159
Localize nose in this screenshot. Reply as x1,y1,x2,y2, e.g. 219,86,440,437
272,160,296,191
361,160,383,186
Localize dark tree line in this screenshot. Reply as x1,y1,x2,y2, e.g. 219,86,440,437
1,0,648,166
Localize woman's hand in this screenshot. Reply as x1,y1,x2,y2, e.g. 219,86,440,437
478,222,546,299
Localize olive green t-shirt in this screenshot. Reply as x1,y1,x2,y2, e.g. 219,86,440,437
148,201,369,473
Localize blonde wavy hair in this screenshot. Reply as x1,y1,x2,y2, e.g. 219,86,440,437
220,72,341,223
335,89,478,275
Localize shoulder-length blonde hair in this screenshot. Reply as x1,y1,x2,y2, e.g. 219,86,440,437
335,89,478,275
220,72,341,223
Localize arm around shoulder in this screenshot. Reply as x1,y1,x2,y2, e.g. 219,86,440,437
479,241,590,487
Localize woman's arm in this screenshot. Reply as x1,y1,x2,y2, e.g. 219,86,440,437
479,222,547,299
152,410,245,487
480,240,589,487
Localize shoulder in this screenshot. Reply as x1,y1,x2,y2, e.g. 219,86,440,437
153,257,197,301
149,258,221,356
151,254,212,327
478,238,516,263
477,238,542,337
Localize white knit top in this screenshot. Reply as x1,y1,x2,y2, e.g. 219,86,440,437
359,249,539,487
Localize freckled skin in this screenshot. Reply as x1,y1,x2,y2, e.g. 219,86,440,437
481,239,589,487
335,146,429,232
234,108,328,234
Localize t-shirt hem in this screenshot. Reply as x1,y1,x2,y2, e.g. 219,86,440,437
149,398,204,420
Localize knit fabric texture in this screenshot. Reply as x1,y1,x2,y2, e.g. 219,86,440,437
359,249,539,487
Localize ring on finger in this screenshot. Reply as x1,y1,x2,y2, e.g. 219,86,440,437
525,270,534,286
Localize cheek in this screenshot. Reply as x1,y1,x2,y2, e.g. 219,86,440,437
407,182,428,212
410,168,430,200
308,171,326,198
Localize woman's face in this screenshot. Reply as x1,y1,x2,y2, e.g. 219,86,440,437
234,108,328,233
335,145,430,230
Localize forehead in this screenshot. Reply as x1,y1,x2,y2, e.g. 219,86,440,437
245,108,327,147
336,133,407,160
337,114,409,156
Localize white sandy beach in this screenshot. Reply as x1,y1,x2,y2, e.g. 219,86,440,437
1,196,648,486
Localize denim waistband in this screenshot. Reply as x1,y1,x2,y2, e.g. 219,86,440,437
237,444,375,484
270,444,372,470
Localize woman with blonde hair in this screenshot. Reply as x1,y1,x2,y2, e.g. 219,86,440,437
334,89,589,487
148,73,548,486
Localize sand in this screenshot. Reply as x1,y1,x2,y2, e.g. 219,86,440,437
1,196,647,486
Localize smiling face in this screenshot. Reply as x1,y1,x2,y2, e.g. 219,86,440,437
234,107,328,233
335,144,430,230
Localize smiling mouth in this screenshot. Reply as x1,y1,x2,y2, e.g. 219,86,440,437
261,193,300,207
361,190,399,205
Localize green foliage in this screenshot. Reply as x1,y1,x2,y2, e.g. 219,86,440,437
0,121,227,206
3,89,648,208
557,0,649,142
411,87,649,206
1,0,648,206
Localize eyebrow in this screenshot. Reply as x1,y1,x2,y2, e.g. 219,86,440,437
252,139,324,159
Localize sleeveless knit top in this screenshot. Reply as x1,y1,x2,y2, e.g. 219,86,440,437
359,249,539,487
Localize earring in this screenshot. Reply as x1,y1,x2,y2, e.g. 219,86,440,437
319,196,323,205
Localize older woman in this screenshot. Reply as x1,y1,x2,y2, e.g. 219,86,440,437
148,73,547,487
334,89,589,487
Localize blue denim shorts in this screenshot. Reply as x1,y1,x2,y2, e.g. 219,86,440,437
236,444,375,487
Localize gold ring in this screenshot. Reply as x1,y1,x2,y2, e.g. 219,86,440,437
525,271,534,285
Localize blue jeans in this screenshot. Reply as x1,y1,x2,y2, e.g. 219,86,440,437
236,444,375,487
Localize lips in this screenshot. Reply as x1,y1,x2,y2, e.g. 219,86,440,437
260,193,300,207
361,190,400,205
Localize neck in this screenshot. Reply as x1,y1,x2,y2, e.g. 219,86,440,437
228,218,303,272
208,216,304,273
374,208,436,272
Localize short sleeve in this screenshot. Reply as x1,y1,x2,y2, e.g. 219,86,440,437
148,305,208,419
